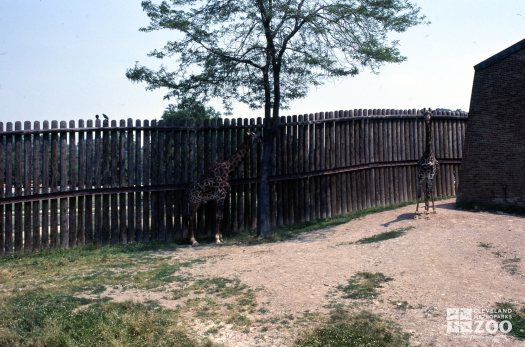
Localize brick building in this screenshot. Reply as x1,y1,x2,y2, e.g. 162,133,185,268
457,38,525,209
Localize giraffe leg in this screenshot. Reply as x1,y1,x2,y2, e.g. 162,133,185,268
424,179,432,217
430,179,437,214
188,203,199,246
215,198,225,244
415,173,424,217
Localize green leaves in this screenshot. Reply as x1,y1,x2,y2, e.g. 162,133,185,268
128,0,426,113
162,97,221,120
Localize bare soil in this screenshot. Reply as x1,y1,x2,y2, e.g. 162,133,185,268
108,199,525,346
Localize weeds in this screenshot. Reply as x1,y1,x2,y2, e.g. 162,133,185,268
352,226,415,245
338,272,393,300
502,257,521,276
390,300,414,311
481,247,522,275
295,309,410,347
494,302,525,340
478,242,493,249
168,276,257,331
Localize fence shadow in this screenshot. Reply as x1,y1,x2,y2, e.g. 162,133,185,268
291,229,332,243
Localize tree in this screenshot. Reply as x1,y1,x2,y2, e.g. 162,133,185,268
127,0,426,238
162,97,221,121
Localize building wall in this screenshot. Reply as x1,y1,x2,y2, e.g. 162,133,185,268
457,48,525,207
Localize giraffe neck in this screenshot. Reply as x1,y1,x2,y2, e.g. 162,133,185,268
226,138,254,174
424,120,434,157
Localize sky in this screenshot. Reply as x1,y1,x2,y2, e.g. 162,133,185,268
0,0,524,123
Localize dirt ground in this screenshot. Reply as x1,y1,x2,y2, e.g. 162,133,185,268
110,199,525,346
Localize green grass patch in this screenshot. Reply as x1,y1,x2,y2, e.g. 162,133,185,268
0,290,214,347
171,276,256,307
494,302,525,340
226,313,251,327
257,307,270,315
0,241,181,267
0,243,218,345
339,272,393,300
130,260,204,290
352,226,414,245
0,242,205,295
193,277,252,300
295,309,410,347
170,276,257,330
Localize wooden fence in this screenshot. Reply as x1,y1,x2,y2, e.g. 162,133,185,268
0,109,468,255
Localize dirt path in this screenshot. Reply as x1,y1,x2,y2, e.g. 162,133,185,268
127,200,525,346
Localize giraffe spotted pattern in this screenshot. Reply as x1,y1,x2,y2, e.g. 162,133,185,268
185,131,262,245
416,108,440,217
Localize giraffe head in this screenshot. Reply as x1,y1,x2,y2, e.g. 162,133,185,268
245,131,262,144
422,108,433,123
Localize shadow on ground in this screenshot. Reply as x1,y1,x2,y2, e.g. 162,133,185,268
381,202,456,227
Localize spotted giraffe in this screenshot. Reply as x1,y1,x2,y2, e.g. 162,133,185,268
185,131,262,245
416,108,440,217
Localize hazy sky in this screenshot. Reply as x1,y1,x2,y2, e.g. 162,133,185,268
1,0,524,123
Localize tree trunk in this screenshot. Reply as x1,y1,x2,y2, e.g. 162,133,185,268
257,119,273,238
257,45,274,238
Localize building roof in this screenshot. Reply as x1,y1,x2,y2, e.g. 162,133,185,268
474,37,525,71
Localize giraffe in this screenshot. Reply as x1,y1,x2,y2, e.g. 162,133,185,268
185,131,262,245
415,108,440,217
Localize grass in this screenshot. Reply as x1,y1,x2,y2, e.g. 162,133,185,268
171,276,258,330
338,272,393,300
295,309,410,347
315,270,408,346
0,290,215,347
171,276,256,305
0,242,239,345
353,226,415,245
194,277,255,300
0,242,205,294
493,302,525,340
